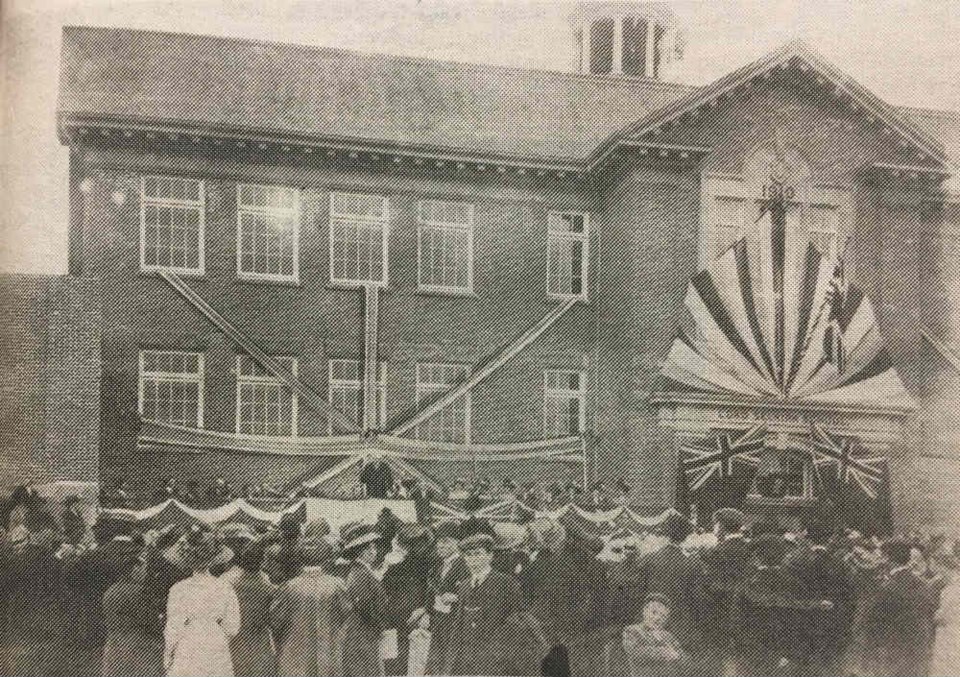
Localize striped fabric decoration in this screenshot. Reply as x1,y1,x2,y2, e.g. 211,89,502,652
661,209,914,410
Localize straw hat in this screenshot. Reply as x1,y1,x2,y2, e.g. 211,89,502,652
340,522,381,557
491,522,527,551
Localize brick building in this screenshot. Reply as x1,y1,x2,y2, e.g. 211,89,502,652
52,3,960,528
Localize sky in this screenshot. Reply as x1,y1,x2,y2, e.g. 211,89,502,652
2,0,959,274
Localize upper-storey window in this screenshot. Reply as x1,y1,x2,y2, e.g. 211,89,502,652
547,211,589,299
544,369,586,438
330,192,388,286
416,363,470,444
139,350,203,427
806,205,839,260
141,176,204,274
713,196,746,258
236,354,297,437
418,199,474,293
237,184,299,282
327,359,387,433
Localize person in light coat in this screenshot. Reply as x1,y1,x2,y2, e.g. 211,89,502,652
163,526,241,677
930,568,960,677
270,540,347,677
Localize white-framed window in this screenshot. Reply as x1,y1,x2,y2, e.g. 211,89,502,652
806,204,839,260
417,199,474,292
713,196,745,258
140,176,204,274
547,211,588,299
235,354,297,437
139,350,204,427
544,369,586,438
328,359,387,433
237,183,299,282
329,192,389,285
416,363,470,443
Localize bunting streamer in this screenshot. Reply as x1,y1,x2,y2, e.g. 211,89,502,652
661,210,915,410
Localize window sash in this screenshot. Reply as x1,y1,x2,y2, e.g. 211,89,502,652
140,176,205,274
235,355,297,436
329,193,388,285
544,370,586,438
416,363,470,443
418,200,474,291
139,350,204,428
237,184,299,281
327,359,386,433
547,212,588,299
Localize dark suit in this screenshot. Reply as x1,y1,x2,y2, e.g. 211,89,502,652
634,543,709,650
360,462,393,499
382,553,433,675
733,568,810,677
442,568,524,676
340,562,389,677
426,556,470,673
862,568,937,677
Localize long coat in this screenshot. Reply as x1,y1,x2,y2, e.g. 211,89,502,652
231,571,278,677
930,574,960,677
862,568,937,677
270,568,347,677
101,578,165,677
441,569,524,676
339,562,390,677
426,555,471,674
164,572,242,677
382,553,434,675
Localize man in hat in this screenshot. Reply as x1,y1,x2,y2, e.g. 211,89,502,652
427,521,470,674
442,532,524,676
382,523,435,674
61,494,87,545
264,512,304,585
861,539,937,677
632,513,709,662
701,507,753,668
360,453,394,499
271,540,346,677
339,522,390,677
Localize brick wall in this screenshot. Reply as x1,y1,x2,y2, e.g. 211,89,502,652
0,275,100,488
71,144,598,493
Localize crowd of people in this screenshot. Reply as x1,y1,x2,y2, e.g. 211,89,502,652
2,482,959,677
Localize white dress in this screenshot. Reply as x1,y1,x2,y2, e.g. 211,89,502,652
164,572,241,677
931,575,960,677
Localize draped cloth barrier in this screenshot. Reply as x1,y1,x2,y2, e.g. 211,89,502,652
99,497,676,536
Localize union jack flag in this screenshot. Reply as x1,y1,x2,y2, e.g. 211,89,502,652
680,425,767,491
810,424,886,499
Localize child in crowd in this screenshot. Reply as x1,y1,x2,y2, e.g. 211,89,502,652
604,593,688,677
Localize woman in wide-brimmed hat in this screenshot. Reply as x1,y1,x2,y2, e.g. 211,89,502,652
163,525,241,677
337,522,390,677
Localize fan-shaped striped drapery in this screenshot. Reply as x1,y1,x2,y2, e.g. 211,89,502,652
661,209,914,410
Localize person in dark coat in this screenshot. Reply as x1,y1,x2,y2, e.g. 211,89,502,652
360,455,394,499
862,539,938,677
1,534,66,677
381,523,435,676
783,520,855,676
264,513,303,585
61,495,87,545
633,514,709,661
339,523,390,677
101,549,165,677
230,541,278,677
426,521,470,674
700,508,753,660
441,532,525,676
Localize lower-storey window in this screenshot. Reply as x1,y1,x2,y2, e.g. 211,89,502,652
139,350,203,427
416,363,470,443
328,359,387,432
544,369,586,438
236,354,297,436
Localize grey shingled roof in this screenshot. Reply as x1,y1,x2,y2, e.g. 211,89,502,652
896,106,960,164
57,25,695,165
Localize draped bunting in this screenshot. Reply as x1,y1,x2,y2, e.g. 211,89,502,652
661,209,915,410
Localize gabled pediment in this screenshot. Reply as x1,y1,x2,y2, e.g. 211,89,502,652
592,40,951,173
